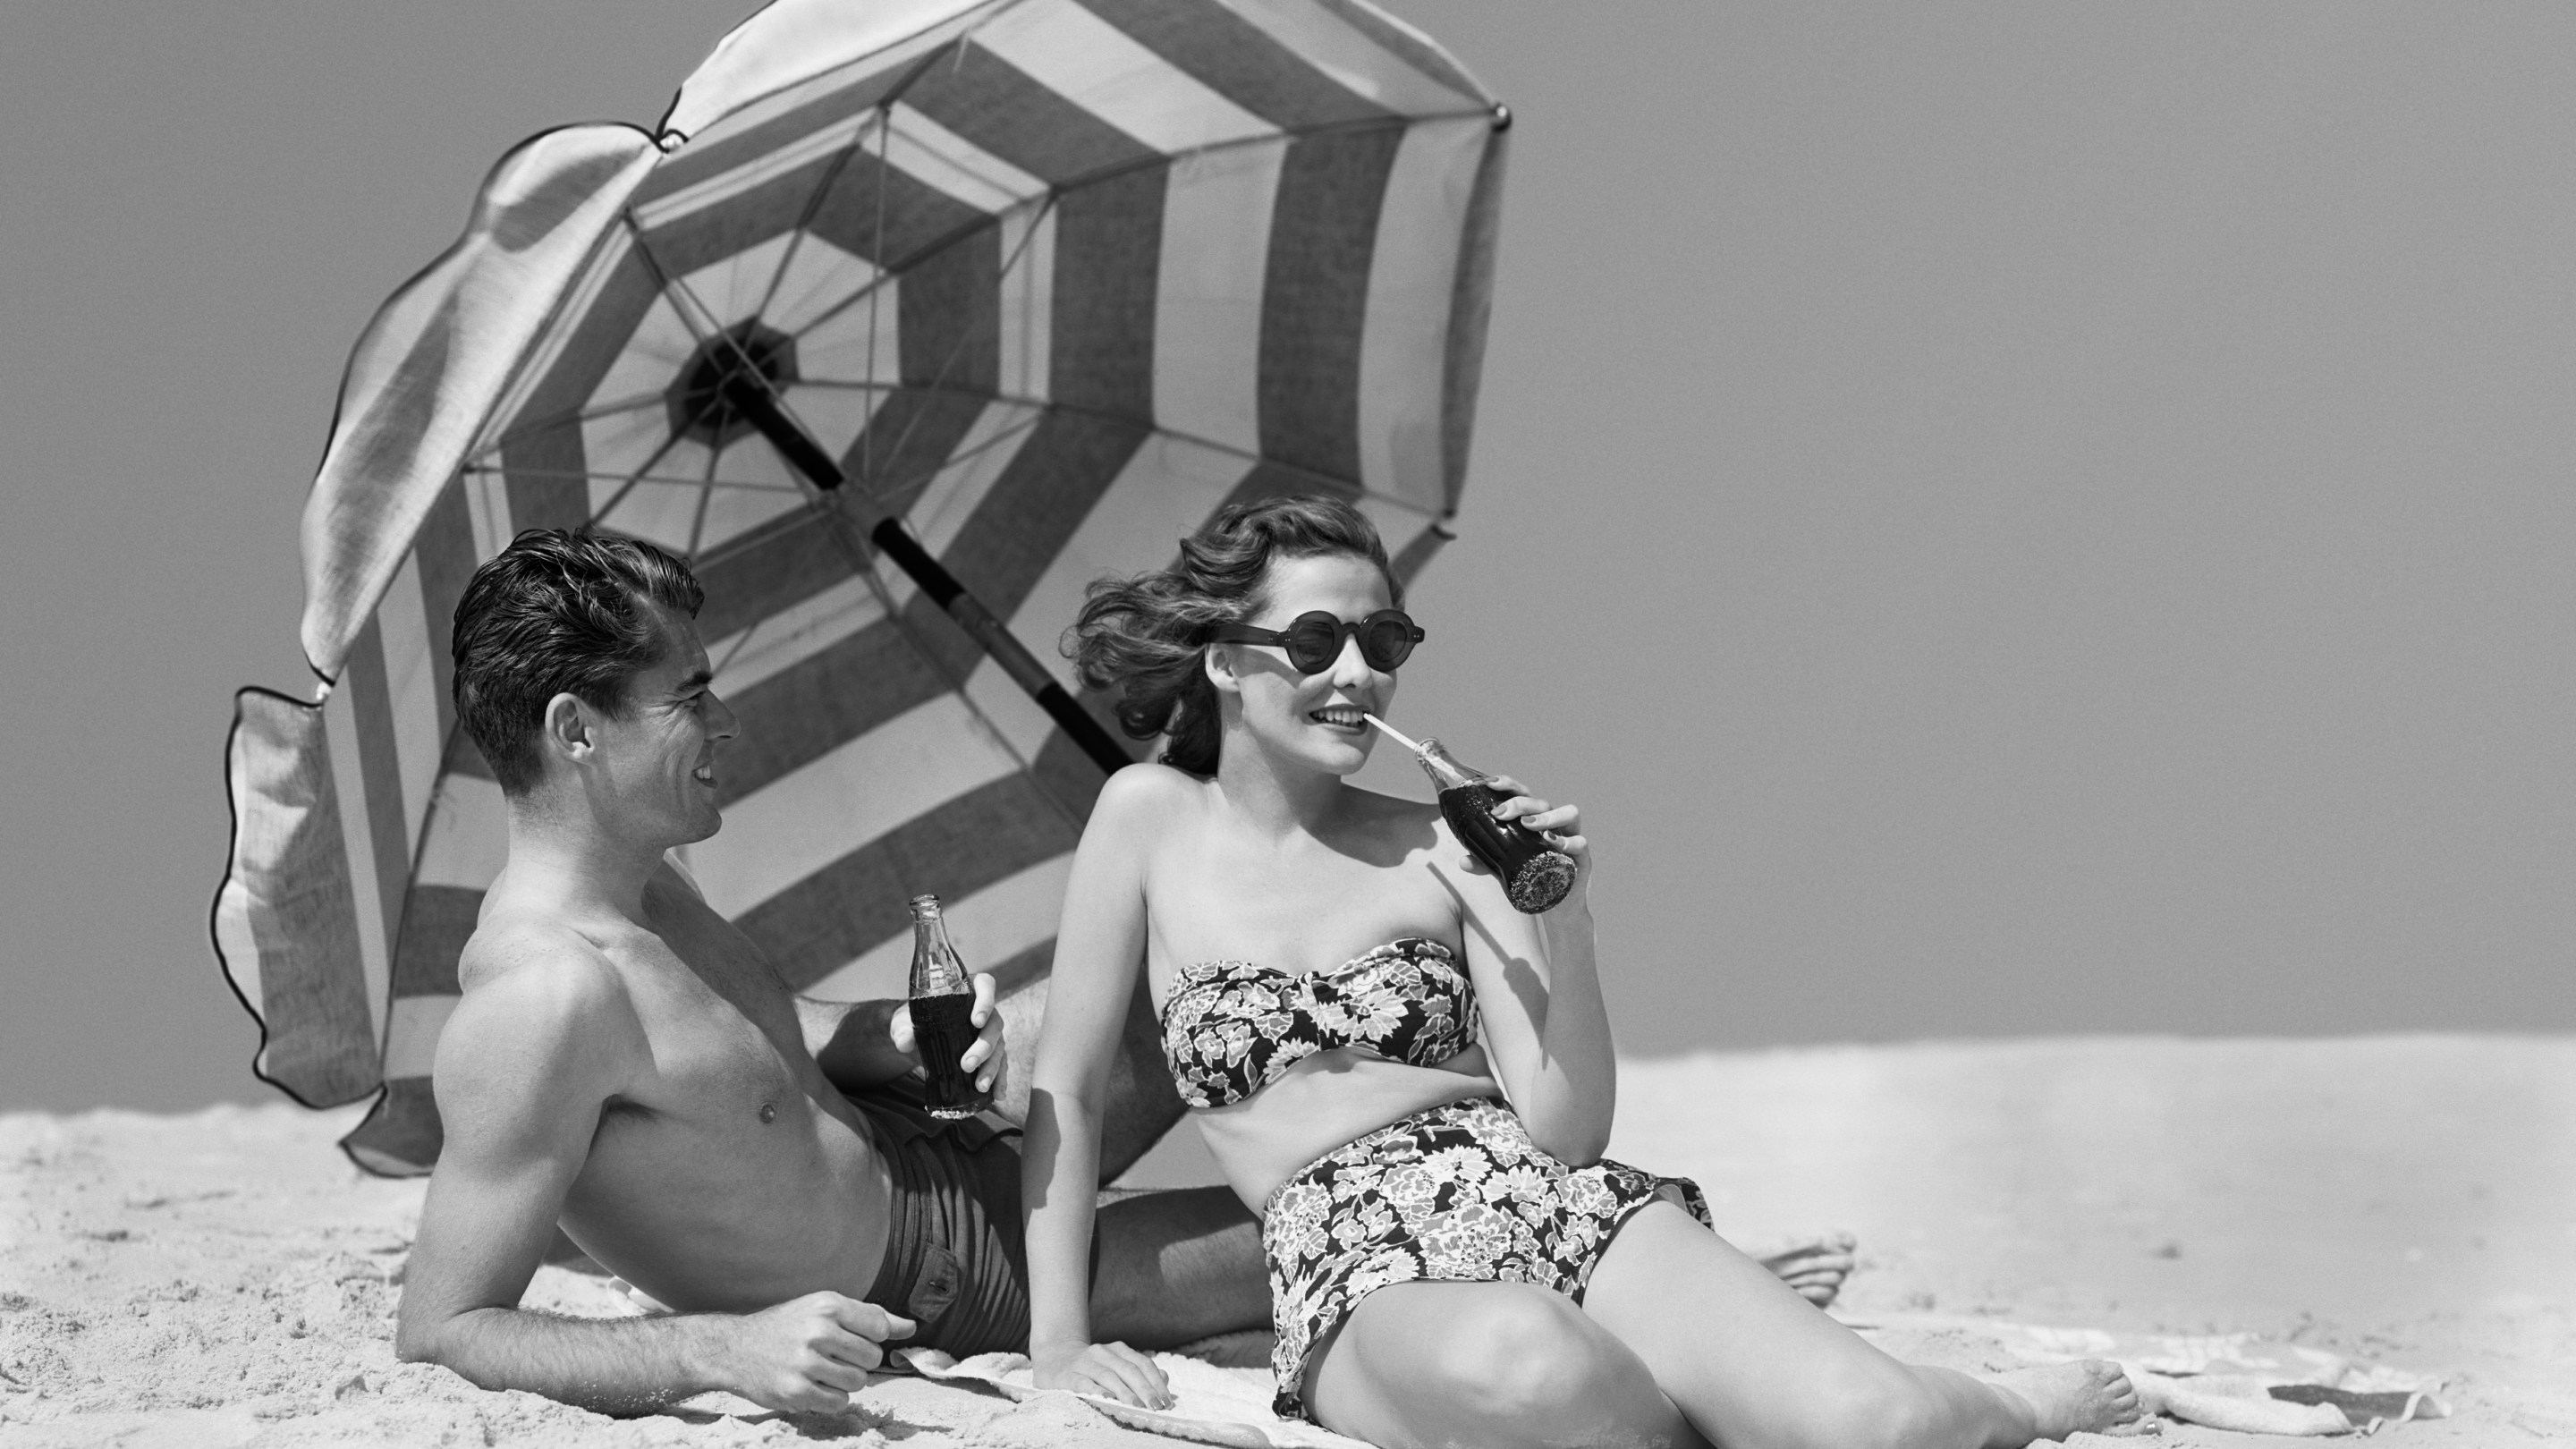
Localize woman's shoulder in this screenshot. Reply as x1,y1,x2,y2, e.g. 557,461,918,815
1091,759,1213,826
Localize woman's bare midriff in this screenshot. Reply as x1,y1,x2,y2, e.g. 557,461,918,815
1191,1045,1502,1215
1133,777,1503,1212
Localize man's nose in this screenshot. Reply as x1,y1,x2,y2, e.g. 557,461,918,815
708,691,741,741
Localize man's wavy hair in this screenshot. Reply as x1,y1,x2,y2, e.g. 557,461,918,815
1067,495,1401,776
451,529,706,795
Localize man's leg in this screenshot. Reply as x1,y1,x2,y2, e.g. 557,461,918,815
1733,1232,1858,1307
1087,1186,1270,1349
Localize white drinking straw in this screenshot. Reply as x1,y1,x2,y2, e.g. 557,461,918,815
1361,712,1427,757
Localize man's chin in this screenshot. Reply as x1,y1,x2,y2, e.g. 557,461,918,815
658,800,724,847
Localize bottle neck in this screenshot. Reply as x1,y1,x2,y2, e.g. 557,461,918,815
909,909,970,996
1411,739,1487,793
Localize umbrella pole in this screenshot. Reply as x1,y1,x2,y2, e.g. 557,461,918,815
719,378,1138,779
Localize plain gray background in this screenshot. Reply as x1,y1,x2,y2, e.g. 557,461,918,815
5,2,2571,1114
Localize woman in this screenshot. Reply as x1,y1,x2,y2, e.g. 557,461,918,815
1021,497,2140,1448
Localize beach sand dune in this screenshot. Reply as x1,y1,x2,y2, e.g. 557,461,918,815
2,1037,2567,1447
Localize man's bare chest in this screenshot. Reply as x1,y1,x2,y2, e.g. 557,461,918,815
604,899,822,1121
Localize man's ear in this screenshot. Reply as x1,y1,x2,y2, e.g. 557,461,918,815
540,692,595,771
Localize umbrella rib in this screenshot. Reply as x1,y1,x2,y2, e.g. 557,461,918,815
832,97,1067,490
775,185,1052,377
587,419,704,530
859,191,1061,493
685,426,724,559
465,389,683,466
864,80,891,488
947,0,1046,76
745,106,874,338
852,403,1046,519
622,210,724,347
706,614,766,682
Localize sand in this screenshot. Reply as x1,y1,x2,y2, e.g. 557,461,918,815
2,1036,2569,1448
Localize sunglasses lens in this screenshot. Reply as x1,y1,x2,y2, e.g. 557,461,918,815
1284,614,1344,673
1360,614,1416,671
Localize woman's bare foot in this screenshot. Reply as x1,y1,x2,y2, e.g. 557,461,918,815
1988,1360,2145,1441
1733,1231,1859,1306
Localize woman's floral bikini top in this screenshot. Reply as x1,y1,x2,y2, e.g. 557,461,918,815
1158,937,1481,1110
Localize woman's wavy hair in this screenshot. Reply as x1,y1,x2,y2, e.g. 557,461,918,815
1068,495,1401,775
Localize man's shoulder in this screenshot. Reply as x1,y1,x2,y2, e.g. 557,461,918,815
460,908,620,995
446,911,639,1064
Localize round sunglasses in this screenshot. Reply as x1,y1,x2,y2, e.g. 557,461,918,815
1208,608,1426,674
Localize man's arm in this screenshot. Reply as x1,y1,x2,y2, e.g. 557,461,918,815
798,997,911,1089
798,977,1003,1101
395,933,908,1415
679,849,1001,1106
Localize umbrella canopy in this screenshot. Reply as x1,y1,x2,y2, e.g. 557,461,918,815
214,0,1506,1175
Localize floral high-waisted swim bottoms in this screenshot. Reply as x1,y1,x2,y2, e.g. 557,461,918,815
1260,1096,1711,1421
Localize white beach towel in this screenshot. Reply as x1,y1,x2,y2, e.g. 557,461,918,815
892,1348,1371,1449
890,1318,2451,1445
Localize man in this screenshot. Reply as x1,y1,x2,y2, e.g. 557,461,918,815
394,531,1258,1413
396,530,1855,1417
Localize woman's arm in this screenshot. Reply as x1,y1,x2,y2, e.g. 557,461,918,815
1021,767,1177,1408
1452,783,1619,1165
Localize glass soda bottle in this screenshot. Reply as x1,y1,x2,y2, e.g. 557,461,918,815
905,894,987,1119
1411,740,1578,914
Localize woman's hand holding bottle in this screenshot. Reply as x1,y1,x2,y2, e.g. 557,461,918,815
1475,774,1589,913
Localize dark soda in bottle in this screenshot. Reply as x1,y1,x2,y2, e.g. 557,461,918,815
905,894,987,1120
1411,739,1578,914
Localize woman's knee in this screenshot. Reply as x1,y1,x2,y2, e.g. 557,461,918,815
1422,1289,1643,1421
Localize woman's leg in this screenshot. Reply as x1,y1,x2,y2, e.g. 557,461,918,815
1302,1279,1711,1449
1582,1203,2140,1449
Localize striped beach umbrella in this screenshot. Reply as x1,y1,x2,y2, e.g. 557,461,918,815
213,0,1506,1174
